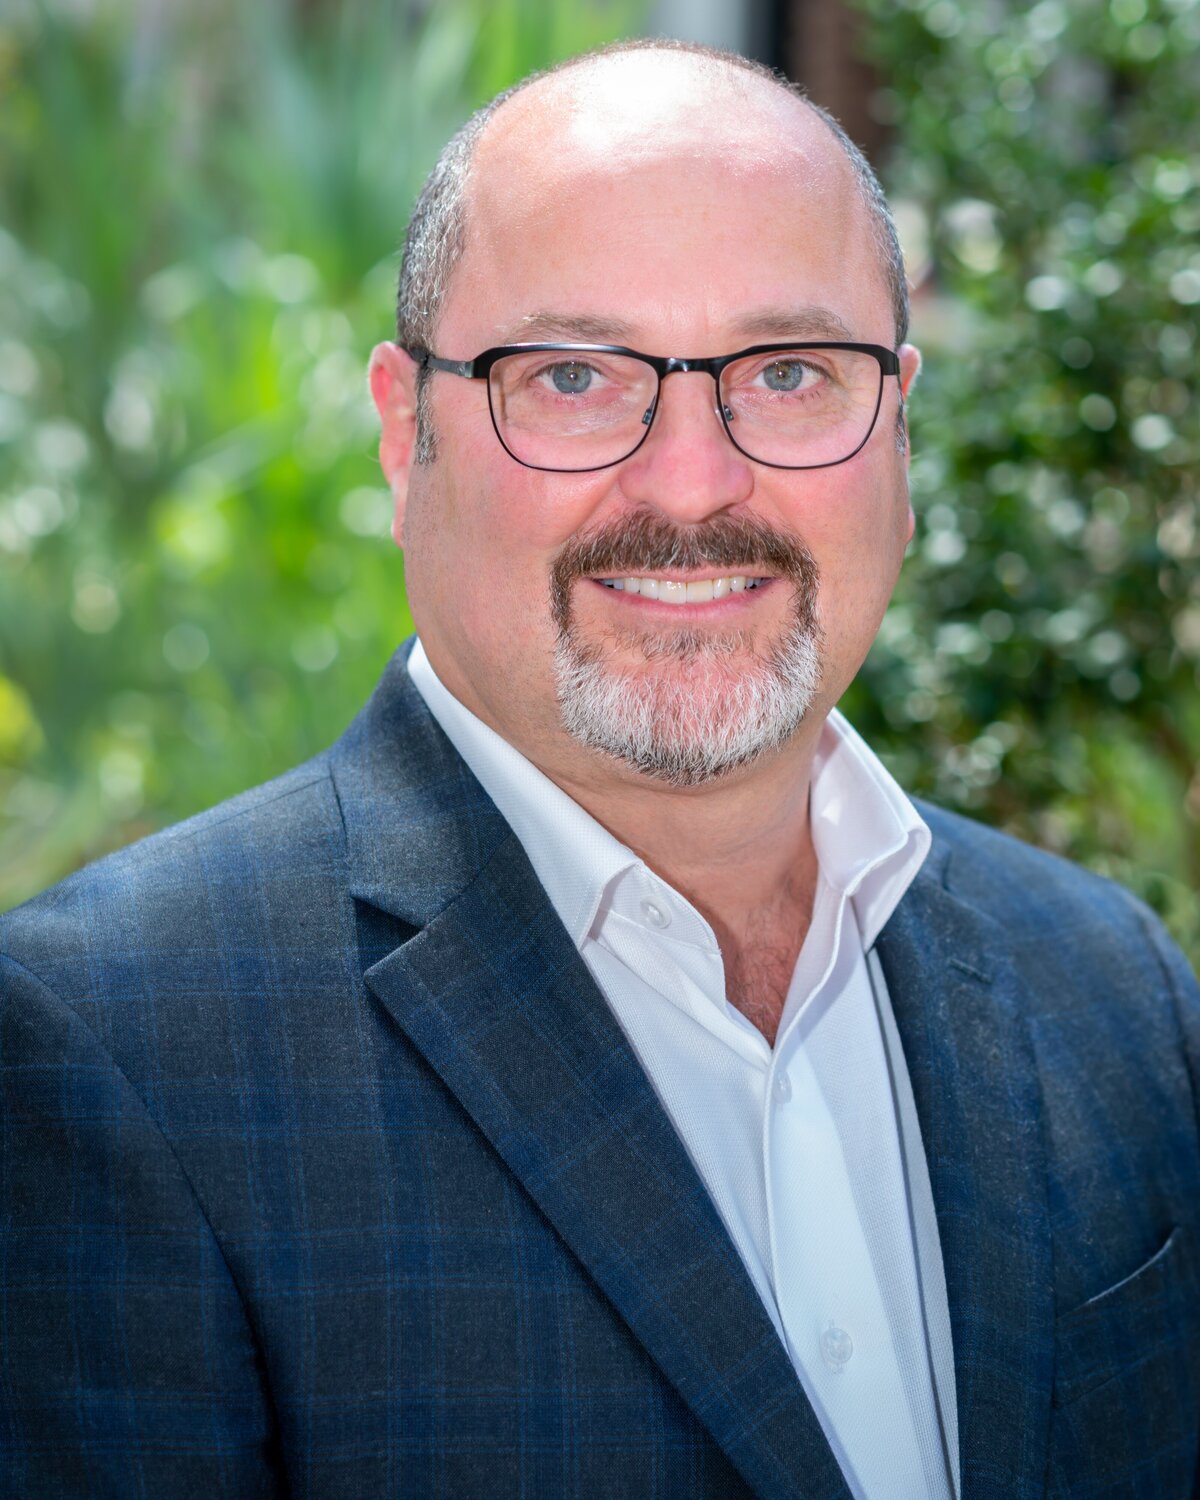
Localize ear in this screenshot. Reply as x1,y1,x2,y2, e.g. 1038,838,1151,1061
368,342,419,545
897,342,922,400
896,344,922,543
895,340,922,465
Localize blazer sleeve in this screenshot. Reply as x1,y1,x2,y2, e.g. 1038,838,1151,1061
0,954,284,1499
1139,905,1200,1142
1135,907,1200,1500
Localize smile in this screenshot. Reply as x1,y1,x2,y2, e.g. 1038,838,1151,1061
595,575,769,604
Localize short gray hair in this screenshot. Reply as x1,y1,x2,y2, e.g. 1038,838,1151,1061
396,39,909,461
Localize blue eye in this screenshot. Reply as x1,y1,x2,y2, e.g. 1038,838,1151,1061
550,362,593,394
762,360,808,392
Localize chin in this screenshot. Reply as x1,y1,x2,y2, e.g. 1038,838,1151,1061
552,622,823,787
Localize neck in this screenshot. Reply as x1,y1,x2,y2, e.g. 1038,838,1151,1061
418,635,826,1041
556,734,823,1048
558,732,820,921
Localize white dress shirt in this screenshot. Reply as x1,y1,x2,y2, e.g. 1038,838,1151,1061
408,640,959,1500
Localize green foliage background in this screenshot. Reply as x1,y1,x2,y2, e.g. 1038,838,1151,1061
844,0,1199,961
0,0,643,904
1,0,1197,965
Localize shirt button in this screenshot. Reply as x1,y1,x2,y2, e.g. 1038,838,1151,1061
640,899,670,929
820,1323,854,1371
774,1071,792,1103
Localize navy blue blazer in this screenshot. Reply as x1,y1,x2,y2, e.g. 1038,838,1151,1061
3,646,1200,1498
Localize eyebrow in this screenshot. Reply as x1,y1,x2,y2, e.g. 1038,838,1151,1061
731,305,856,342
493,304,856,349
499,311,638,343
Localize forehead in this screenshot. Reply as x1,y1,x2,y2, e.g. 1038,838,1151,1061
442,56,887,350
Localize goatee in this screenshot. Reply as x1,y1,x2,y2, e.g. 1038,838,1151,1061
550,510,824,787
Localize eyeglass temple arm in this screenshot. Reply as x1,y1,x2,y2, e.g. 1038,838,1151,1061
402,347,477,379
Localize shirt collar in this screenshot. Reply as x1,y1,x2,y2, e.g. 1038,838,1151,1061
407,639,637,946
808,711,931,949
407,638,928,955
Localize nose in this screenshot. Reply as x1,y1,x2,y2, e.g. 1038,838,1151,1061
616,369,755,521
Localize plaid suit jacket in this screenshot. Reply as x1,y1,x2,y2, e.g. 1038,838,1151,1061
3,645,1200,1499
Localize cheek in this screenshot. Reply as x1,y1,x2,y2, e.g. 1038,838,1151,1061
800,465,911,630
444,406,606,546
406,439,611,650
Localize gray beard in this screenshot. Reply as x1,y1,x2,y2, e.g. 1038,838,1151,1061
553,613,823,788
548,509,824,787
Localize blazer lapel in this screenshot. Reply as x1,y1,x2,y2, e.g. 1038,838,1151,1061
876,846,1054,1500
333,652,852,1500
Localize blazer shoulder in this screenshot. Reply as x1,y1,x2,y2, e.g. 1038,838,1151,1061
914,797,1196,993
919,796,1136,912
0,753,346,1006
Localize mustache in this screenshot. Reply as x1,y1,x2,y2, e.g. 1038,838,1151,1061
550,510,820,630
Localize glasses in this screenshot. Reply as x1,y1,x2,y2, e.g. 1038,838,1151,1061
405,340,900,473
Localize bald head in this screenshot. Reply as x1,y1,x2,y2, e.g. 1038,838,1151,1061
480,47,832,179
395,41,908,455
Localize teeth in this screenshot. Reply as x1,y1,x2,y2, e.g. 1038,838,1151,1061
599,574,762,604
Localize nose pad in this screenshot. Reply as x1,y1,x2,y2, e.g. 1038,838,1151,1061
638,372,742,453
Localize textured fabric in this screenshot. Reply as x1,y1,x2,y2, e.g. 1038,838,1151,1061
408,639,957,1500
2,641,1200,1499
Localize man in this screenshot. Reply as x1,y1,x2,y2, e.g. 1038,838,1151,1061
2,38,1198,1500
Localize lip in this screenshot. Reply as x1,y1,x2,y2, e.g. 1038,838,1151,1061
588,572,776,585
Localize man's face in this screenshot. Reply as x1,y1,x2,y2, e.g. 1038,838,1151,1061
373,63,920,790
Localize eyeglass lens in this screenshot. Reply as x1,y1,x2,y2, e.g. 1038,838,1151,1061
486,348,886,472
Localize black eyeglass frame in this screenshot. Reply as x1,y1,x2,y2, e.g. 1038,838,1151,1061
403,340,902,474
